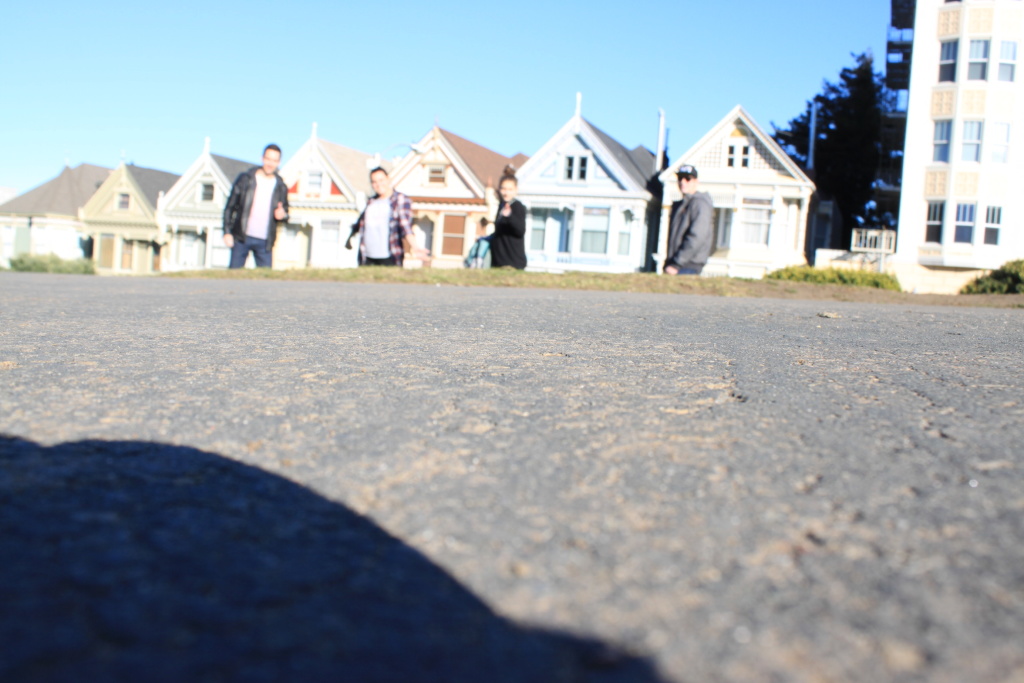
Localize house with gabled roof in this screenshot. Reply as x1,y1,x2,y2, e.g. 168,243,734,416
514,97,657,273
277,124,381,269
658,105,815,278
0,164,111,267
388,126,528,267
155,138,254,270
81,162,179,274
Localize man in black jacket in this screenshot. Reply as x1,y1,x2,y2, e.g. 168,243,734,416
223,144,289,268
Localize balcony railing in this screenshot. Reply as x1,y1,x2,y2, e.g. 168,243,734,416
851,228,896,254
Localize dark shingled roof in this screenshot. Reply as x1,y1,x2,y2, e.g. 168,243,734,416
211,154,255,184
0,164,112,217
584,119,655,189
124,164,180,208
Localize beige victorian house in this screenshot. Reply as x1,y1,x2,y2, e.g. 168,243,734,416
658,106,815,278
81,163,179,274
389,127,527,268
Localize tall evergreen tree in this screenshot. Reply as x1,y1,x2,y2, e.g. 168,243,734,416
773,53,893,248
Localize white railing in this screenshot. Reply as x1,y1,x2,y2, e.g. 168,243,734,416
851,228,896,254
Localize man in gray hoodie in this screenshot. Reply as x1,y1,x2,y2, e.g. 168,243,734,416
664,164,713,275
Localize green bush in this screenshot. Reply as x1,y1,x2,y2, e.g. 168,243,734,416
766,265,901,291
9,253,95,274
961,259,1024,294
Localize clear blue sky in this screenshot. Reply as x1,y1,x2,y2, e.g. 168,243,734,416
2,0,891,194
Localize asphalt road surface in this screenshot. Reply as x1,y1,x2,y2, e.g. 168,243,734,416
1,272,1022,683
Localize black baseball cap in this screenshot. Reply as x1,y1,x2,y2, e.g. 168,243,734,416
675,164,698,179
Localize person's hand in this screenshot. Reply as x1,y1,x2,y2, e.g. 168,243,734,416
223,234,234,248
345,236,353,250
664,264,678,275
274,202,286,221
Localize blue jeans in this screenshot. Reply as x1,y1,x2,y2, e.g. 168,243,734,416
229,236,272,269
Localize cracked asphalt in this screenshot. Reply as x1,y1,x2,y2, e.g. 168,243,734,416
1,272,1022,683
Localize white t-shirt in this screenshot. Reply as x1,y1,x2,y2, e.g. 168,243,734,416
362,197,392,259
245,173,277,240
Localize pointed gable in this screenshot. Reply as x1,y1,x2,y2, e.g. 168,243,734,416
663,105,811,185
516,112,653,200
281,132,378,205
83,163,178,224
0,164,111,217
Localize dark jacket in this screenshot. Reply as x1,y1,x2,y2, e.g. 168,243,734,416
222,168,290,248
490,199,527,269
664,191,713,270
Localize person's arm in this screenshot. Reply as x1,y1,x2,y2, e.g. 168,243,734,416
397,194,428,259
273,179,289,221
497,200,526,238
222,175,244,247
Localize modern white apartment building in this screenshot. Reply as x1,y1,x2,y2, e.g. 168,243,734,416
891,0,1023,293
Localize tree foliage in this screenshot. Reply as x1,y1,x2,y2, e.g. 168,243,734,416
773,53,894,244
961,260,1024,294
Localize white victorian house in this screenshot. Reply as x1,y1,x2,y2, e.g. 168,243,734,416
659,106,815,278
389,126,526,268
278,124,381,270
515,100,657,273
156,138,253,270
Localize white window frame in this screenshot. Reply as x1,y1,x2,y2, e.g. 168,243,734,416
939,40,958,82
968,39,990,80
933,120,952,162
999,41,1017,82
200,183,215,202
954,203,976,244
727,142,751,168
738,198,771,246
427,165,446,185
562,154,591,183
926,201,944,243
307,171,322,193
961,121,983,162
984,206,1002,245
117,193,130,211
580,206,610,254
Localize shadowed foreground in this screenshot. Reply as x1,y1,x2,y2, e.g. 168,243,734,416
0,436,664,683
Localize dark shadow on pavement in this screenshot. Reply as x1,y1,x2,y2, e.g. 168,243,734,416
0,436,667,683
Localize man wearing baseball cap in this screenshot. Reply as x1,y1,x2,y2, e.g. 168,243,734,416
664,164,713,275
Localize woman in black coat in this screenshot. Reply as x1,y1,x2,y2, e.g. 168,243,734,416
490,174,527,269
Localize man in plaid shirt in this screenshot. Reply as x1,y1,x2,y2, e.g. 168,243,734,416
346,167,425,266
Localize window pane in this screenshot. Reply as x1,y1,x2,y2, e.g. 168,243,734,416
968,62,987,80
984,228,999,245
954,225,973,243
565,157,574,180
580,207,609,254
578,157,587,180
617,232,630,256
969,40,989,59
999,63,1016,81
1001,41,1017,61
530,209,547,250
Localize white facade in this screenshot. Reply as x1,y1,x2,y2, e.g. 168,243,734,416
515,111,655,274
892,0,1023,293
156,139,251,271
659,106,814,278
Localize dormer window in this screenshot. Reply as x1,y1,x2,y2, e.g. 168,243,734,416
427,165,446,184
117,193,130,210
564,155,588,182
728,144,751,168
201,183,214,202
308,171,322,192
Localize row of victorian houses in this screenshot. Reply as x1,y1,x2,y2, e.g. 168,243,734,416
0,101,815,279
